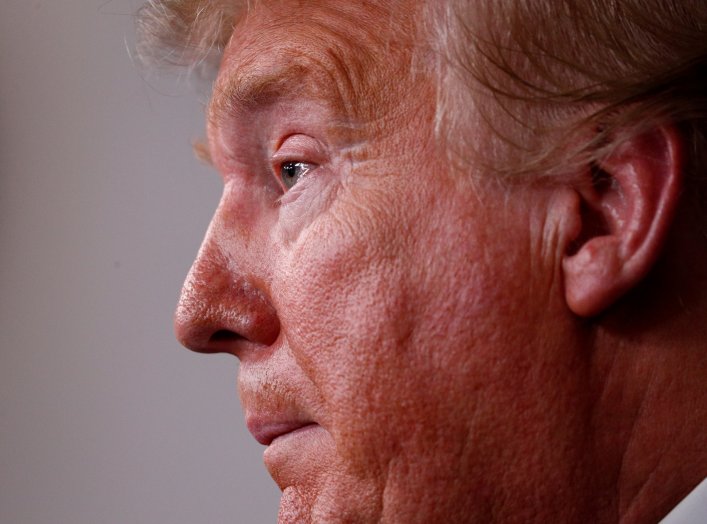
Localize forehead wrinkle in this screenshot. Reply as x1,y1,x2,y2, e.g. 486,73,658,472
208,1,411,130
208,62,318,128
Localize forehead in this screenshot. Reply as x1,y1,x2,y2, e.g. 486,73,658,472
209,0,424,126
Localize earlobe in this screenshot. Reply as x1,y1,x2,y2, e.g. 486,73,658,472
562,126,683,317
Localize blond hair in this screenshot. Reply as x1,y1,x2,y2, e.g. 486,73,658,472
136,0,707,182
430,1,707,181
135,0,242,73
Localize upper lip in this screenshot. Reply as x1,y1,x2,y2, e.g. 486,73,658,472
239,358,318,446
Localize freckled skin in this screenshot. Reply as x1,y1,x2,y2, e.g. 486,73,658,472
174,1,707,523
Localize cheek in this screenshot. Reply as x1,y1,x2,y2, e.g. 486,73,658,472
268,176,589,519
271,175,537,457
275,190,417,408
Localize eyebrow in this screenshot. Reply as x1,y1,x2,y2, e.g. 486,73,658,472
207,63,323,127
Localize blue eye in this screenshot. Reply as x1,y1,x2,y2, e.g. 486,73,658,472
279,161,313,190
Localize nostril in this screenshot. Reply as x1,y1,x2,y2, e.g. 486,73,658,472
210,329,244,343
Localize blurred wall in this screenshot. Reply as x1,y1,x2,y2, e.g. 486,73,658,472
0,1,279,522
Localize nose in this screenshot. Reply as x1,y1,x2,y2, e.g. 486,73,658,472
174,210,280,357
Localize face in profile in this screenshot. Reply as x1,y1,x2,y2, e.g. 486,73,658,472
175,1,595,521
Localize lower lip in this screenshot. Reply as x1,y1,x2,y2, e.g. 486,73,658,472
271,423,320,444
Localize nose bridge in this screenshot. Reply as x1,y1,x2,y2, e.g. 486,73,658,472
175,196,280,355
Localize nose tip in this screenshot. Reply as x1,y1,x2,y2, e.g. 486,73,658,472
174,247,280,357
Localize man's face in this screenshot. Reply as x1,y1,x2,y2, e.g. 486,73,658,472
176,1,591,521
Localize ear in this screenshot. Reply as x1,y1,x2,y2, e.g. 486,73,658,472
562,126,683,317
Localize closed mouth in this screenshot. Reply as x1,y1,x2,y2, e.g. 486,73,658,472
247,418,318,446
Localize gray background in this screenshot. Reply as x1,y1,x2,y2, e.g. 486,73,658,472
1,1,279,522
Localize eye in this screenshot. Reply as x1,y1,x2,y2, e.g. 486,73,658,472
279,161,315,190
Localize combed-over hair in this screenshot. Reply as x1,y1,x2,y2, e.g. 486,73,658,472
136,0,707,184
430,0,707,181
135,0,242,72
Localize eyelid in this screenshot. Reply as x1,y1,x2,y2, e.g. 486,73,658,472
272,134,326,164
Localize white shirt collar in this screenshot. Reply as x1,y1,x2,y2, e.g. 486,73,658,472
659,477,707,523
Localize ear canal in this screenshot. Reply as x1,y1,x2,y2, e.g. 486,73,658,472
562,126,683,317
